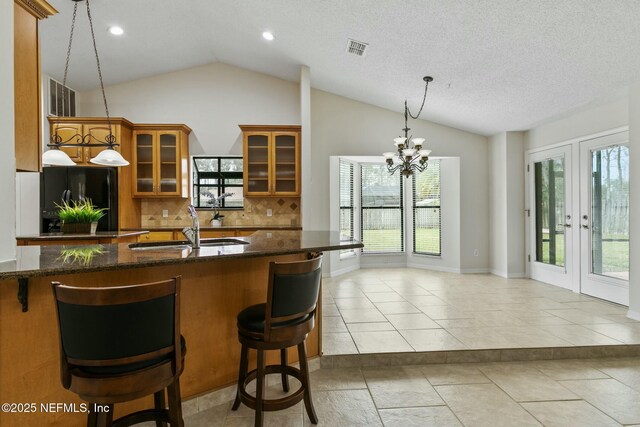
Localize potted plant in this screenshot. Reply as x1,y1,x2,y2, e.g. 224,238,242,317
209,192,233,227
56,199,107,234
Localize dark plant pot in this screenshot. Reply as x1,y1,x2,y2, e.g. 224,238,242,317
61,222,92,234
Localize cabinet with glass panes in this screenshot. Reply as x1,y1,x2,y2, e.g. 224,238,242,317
240,125,301,197
132,124,191,198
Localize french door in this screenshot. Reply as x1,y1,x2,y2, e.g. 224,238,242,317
528,131,630,305
529,146,574,289
579,132,629,305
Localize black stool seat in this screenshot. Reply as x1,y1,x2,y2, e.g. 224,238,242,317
238,304,311,336
232,256,323,427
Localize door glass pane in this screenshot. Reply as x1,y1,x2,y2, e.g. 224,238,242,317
590,146,629,280
534,157,565,267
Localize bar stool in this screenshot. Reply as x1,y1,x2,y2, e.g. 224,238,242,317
51,277,186,427
232,256,323,427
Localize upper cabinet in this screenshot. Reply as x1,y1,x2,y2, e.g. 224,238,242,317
240,125,301,197
48,117,133,166
14,0,57,172
132,125,191,198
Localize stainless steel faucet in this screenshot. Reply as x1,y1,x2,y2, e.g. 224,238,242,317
182,205,201,249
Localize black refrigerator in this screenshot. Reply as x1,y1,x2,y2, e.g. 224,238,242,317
40,167,118,232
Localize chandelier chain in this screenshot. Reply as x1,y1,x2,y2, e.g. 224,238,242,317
61,2,78,88
406,79,430,120
85,0,113,138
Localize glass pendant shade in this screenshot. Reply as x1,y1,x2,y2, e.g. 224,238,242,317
42,149,76,166
383,152,396,160
90,148,130,166
412,138,425,147
402,148,416,157
419,149,432,158
394,137,407,144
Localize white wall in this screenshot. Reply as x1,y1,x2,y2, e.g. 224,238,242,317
310,89,489,272
628,83,640,318
526,98,628,150
489,133,507,276
1,0,16,261
78,62,300,155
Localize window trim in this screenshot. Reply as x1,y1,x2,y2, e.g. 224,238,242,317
192,156,244,210
412,160,442,256
339,160,356,258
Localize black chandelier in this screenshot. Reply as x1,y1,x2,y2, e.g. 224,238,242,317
383,76,433,177
43,0,129,167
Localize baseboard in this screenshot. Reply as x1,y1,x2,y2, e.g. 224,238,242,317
459,268,491,274
627,309,640,321
490,269,527,279
359,261,407,269
328,264,360,278
406,263,461,274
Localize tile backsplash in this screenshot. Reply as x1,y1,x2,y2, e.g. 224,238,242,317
141,197,301,228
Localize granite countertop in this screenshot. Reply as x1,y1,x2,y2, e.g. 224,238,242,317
0,231,362,280
121,226,302,231
16,231,149,241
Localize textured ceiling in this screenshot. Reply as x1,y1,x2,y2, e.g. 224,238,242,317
40,0,640,135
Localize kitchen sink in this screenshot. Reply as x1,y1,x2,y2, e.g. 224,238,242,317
129,238,250,250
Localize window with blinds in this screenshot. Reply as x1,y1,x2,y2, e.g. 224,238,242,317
413,160,441,255
339,160,355,257
360,163,404,253
192,157,244,208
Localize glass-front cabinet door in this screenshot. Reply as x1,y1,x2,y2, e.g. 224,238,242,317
157,131,180,195
133,131,155,195
272,132,299,195
245,132,271,195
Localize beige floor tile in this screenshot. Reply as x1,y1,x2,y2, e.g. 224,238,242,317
321,304,340,317
419,305,476,320
392,286,437,296
378,407,462,427
375,301,421,314
584,323,640,344
322,316,348,333
446,327,515,349
478,364,578,402
561,378,640,425
405,295,449,306
303,389,382,426
346,321,396,332
334,297,375,309
563,301,628,315
340,308,387,323
400,329,467,351
351,330,414,353
357,284,395,293
365,291,405,302
518,315,574,325
493,326,572,347
538,324,623,345
362,366,444,408
183,401,228,427
544,309,617,324
385,313,441,330
436,383,541,426
310,367,367,391
520,400,621,427
421,364,491,385
223,413,302,427
435,318,481,328
529,359,611,380
321,333,357,355
329,288,367,299
596,364,640,392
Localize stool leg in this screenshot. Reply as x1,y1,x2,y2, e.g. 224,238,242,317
298,341,318,424
255,348,265,427
87,403,97,427
280,348,290,392
95,404,113,427
167,378,184,427
232,342,249,410
154,389,167,427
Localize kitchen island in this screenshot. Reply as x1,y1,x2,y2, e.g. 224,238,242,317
16,230,148,246
0,231,361,427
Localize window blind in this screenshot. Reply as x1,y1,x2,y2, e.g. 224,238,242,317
412,160,441,255
360,163,404,253
339,160,355,256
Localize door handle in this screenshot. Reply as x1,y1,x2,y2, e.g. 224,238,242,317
563,223,571,228
582,224,589,229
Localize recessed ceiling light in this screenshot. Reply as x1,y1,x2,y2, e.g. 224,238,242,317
109,26,124,36
262,31,274,41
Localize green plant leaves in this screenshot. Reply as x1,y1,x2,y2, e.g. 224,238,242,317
55,199,108,224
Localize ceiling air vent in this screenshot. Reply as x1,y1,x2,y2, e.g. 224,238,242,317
346,39,368,57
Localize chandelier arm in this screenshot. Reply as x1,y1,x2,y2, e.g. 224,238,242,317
406,78,431,120
85,0,114,144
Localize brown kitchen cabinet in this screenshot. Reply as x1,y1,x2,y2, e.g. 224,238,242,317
14,0,56,171
48,117,133,166
240,125,301,197
132,125,191,198
137,231,175,242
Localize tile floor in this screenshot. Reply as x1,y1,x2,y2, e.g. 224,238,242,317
181,357,640,426
321,268,640,355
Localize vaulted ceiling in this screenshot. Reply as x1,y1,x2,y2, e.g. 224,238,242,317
40,0,640,135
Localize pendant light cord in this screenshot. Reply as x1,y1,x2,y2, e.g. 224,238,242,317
406,78,431,120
